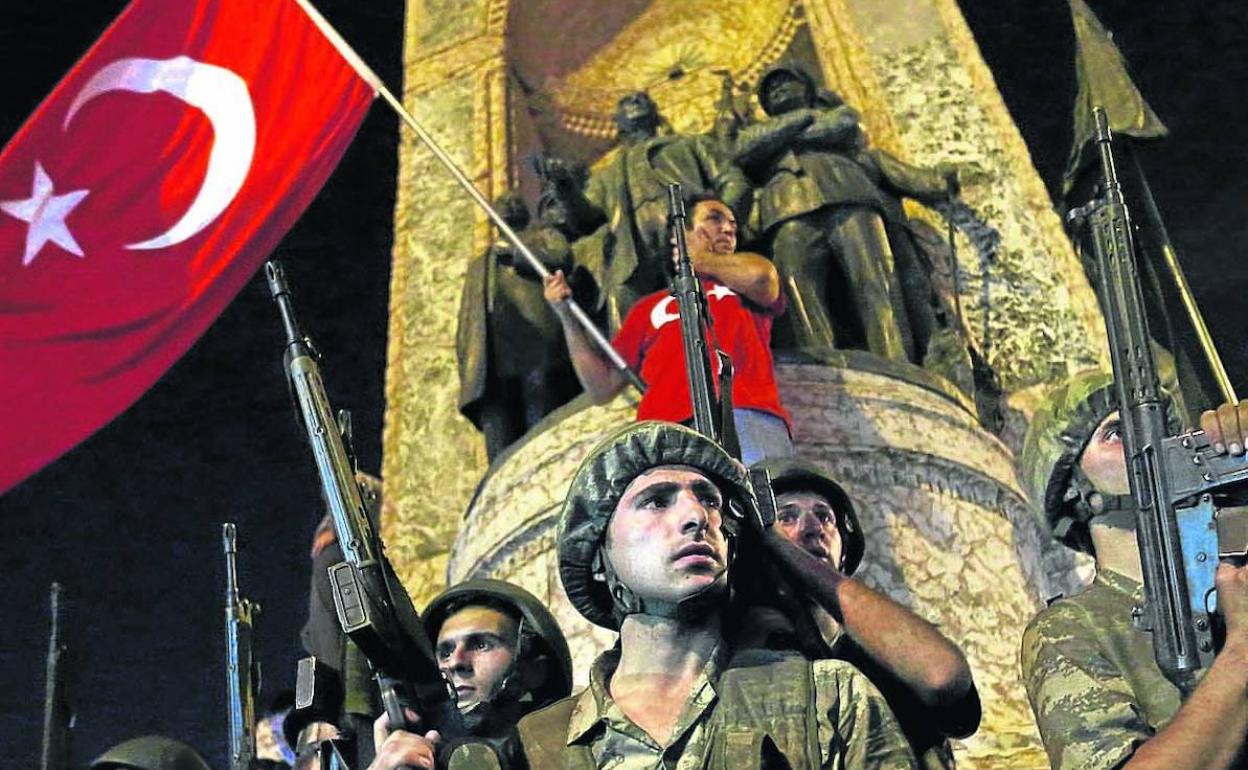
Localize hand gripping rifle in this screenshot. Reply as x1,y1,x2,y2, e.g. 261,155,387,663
223,524,261,770
266,261,472,767
1070,107,1248,691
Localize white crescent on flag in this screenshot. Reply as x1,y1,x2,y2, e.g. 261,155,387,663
63,55,256,250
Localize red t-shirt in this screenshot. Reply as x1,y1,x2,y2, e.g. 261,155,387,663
612,280,791,428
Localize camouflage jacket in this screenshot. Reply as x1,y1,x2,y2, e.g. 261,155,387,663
1020,569,1182,770
516,645,916,770
735,604,965,770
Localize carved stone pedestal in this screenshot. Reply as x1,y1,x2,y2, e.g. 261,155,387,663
449,359,1079,769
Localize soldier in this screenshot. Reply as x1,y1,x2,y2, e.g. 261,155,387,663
1018,371,1248,770
544,91,751,330
89,736,212,770
734,66,954,359
422,578,575,738
371,421,917,769
456,191,581,460
544,191,793,464
739,458,981,769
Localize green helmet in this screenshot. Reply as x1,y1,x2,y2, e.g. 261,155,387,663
424,578,574,709
1019,370,1120,550
559,421,753,630
751,458,865,575
90,736,211,770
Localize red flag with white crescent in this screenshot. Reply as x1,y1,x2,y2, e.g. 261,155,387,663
0,0,374,493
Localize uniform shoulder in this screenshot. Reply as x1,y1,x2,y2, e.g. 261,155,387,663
1023,579,1118,643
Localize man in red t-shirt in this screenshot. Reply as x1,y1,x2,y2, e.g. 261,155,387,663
544,192,794,464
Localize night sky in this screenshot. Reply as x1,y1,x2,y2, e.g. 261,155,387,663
1,2,1245,767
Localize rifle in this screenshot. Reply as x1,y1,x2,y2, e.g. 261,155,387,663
265,261,471,766
1071,107,1248,691
667,183,724,442
223,524,261,770
40,583,71,770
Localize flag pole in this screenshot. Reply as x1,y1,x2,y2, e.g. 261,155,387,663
291,0,645,393
1124,148,1237,404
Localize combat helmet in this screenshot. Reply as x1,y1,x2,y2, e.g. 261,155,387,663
90,736,211,770
559,421,754,629
751,457,865,575
1018,366,1194,551
423,578,574,709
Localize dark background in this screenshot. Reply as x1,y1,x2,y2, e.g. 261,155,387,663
0,1,1244,767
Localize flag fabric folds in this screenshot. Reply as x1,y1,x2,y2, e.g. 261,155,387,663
0,0,374,493
1062,0,1169,196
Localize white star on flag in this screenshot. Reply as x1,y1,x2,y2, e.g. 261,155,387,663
1,162,90,266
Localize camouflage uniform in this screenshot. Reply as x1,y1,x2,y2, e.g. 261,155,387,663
1017,371,1186,770
738,459,966,770
1021,569,1181,770
515,421,917,770
519,644,915,770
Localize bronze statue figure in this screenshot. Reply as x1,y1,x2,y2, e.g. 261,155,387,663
734,66,956,362
456,191,581,460
543,91,751,331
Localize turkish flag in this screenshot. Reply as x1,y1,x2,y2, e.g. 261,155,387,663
0,0,374,493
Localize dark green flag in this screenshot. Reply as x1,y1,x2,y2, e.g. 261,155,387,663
1062,0,1168,197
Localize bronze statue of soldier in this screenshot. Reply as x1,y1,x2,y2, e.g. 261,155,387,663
542,91,751,331
734,66,956,362
456,191,581,460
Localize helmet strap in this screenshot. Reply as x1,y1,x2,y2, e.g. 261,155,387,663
595,542,731,626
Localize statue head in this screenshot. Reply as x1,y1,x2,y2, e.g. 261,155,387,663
614,91,661,141
758,66,816,116
494,191,531,231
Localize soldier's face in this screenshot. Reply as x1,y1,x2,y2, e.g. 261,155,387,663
435,606,519,712
688,200,737,255
1079,411,1130,497
775,491,844,569
605,465,729,604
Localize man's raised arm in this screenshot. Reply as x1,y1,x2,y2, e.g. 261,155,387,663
543,270,627,403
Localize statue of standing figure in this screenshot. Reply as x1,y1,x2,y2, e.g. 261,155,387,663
456,191,582,460
734,66,958,363
544,91,751,331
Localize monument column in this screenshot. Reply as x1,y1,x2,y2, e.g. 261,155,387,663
382,0,514,605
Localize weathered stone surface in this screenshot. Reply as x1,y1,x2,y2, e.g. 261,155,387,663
384,73,491,604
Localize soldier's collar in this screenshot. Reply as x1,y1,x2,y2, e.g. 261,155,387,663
566,647,620,745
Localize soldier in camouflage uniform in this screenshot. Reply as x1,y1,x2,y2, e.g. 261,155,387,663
1018,371,1248,770
423,578,575,735
737,458,980,770
370,421,916,769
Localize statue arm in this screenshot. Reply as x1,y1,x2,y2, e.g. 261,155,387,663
869,148,956,203
731,109,817,170
798,105,863,147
